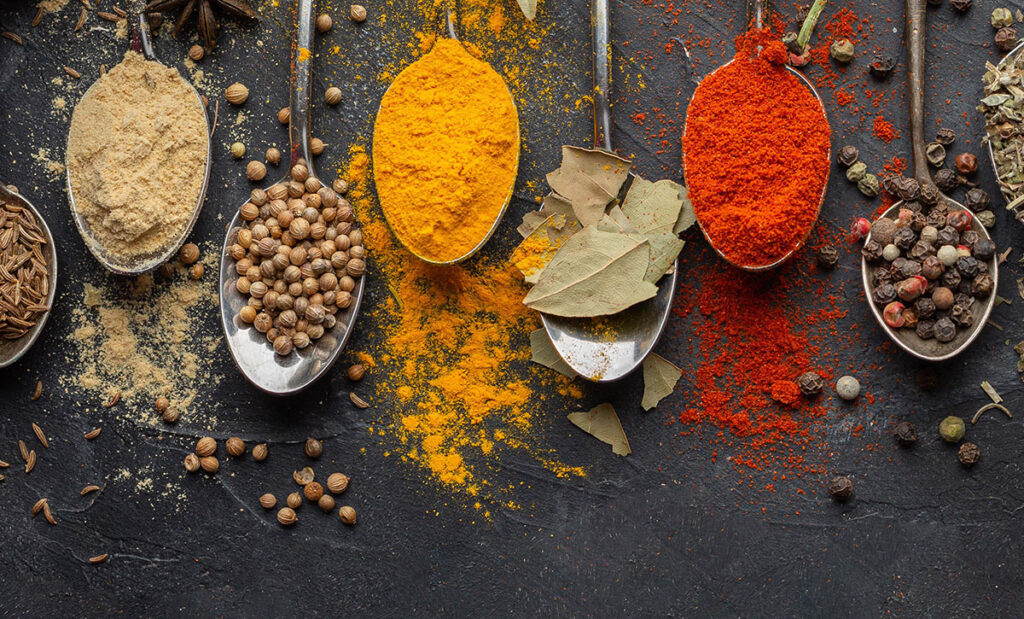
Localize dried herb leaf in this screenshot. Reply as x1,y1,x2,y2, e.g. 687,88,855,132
524,227,657,317
636,232,684,283
529,329,577,378
641,353,681,411
621,177,689,235
515,0,537,20
518,195,575,238
546,146,631,226
568,403,631,456
513,212,581,284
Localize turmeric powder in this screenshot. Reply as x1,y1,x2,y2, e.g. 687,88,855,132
372,38,519,263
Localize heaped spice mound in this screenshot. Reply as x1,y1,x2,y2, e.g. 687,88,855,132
683,28,831,268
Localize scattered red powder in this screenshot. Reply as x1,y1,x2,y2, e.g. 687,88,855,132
770,380,803,407
873,115,899,143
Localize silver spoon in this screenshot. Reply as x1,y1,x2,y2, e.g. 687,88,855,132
985,39,1024,219
682,0,830,272
372,8,520,266
66,14,211,276
219,0,365,395
0,185,58,369
539,0,676,383
861,0,997,362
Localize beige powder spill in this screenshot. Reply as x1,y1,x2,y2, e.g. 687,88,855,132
66,51,208,264
37,0,70,13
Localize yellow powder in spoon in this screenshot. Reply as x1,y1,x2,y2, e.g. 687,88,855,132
67,51,208,264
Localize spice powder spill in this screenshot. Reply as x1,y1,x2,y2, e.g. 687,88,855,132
66,51,208,264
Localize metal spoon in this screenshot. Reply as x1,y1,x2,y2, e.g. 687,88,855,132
219,0,365,395
372,8,520,265
861,0,997,362
66,14,211,276
538,0,676,383
0,185,58,369
682,0,830,272
986,39,1024,220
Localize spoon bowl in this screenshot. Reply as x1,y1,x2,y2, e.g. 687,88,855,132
66,15,211,276
219,0,364,395
0,185,58,369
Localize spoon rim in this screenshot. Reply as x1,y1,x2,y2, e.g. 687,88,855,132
682,60,831,272
985,39,1024,215
860,200,998,362
0,186,58,369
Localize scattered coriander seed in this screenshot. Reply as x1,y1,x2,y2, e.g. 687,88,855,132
318,494,336,512
155,396,169,413
286,492,302,509
226,437,245,457
836,375,860,401
189,263,204,280
179,242,200,265
325,86,342,106
161,408,179,424
230,142,246,159
939,415,966,443
225,82,249,105
304,481,324,502
293,466,315,485
347,364,365,381
327,472,350,494
200,456,219,473
266,147,282,166
196,437,217,457
893,421,917,446
277,506,297,526
260,493,277,509
311,137,326,156
316,12,333,32
278,106,291,124
958,441,981,466
305,438,323,459
828,476,853,502
252,443,269,461
246,160,267,182
184,453,200,473
333,179,348,194
187,44,204,62
338,505,357,524
349,4,367,22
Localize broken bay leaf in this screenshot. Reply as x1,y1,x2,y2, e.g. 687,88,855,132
524,226,657,317
529,329,577,378
596,205,637,235
568,403,631,456
672,184,696,235
637,233,685,283
621,177,687,235
547,146,632,227
641,353,681,411
512,212,581,284
517,194,575,239
516,0,537,20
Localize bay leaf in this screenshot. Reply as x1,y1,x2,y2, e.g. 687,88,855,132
547,146,632,227
621,177,686,235
568,403,631,456
672,184,696,235
517,194,575,238
516,0,537,20
641,353,681,411
524,226,657,317
513,212,581,284
637,233,685,283
529,329,577,378
596,205,636,235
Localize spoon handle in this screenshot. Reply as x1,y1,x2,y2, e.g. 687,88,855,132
906,0,930,185
133,13,157,61
746,0,771,30
289,0,316,173
592,0,612,150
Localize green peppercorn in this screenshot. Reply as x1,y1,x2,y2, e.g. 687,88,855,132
938,415,965,443
975,210,996,228
925,142,946,167
991,7,1014,28
958,442,980,466
858,174,881,197
846,161,867,183
829,39,855,63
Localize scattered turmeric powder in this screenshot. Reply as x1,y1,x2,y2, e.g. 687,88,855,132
372,38,519,263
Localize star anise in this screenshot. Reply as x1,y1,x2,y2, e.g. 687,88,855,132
144,0,258,50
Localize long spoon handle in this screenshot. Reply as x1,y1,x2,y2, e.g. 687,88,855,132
592,0,612,150
290,0,316,173
133,13,157,61
906,0,930,185
746,0,771,29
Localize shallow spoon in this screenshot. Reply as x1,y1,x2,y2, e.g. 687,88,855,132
861,0,997,362
539,0,677,383
219,0,365,394
0,185,57,369
66,14,211,276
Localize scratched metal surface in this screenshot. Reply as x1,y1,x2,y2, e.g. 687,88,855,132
1,0,1023,615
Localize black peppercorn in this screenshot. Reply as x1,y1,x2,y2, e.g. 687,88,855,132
954,292,972,308
872,267,893,287
918,182,940,206
921,255,944,280
872,283,898,305
889,257,908,279
977,261,989,275
926,0,942,5
898,259,923,279
862,239,885,263
894,227,917,251
963,188,989,212
828,476,853,501
972,273,994,298
954,152,978,175
881,174,900,196
893,421,918,446
936,226,960,246
817,245,840,269
904,200,923,214
946,210,971,232
837,145,859,167
934,168,959,192
934,317,957,342
893,176,921,202
869,53,896,78
941,268,961,289
959,230,981,252
915,318,936,339
936,127,956,146
926,142,947,167
797,371,824,396
995,27,1018,52
955,256,980,278
951,0,971,11
951,304,974,328
958,442,980,467
931,200,950,217
914,296,937,319
973,238,996,261
926,210,948,229
909,241,933,261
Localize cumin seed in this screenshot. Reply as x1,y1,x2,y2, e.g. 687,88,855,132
88,554,108,564
80,485,100,496
31,380,41,400
31,498,46,517
103,388,121,408
0,32,23,45
18,440,28,462
64,66,81,79
74,8,87,32
31,422,48,448
84,427,101,440
42,502,56,525
24,450,36,473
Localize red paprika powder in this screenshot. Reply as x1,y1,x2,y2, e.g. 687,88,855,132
683,28,831,268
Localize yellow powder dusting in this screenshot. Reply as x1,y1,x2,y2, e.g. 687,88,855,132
372,38,519,263
67,51,208,264
37,0,69,13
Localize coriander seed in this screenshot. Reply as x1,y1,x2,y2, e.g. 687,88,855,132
252,443,268,461
266,147,282,166
162,408,179,424
246,160,267,182
199,456,219,474
347,364,365,381
325,87,342,106
225,82,249,105
189,263,204,280
293,467,315,485
179,242,200,265
226,437,245,457
338,505,357,524
260,493,277,509
155,396,169,413
305,438,323,459
184,453,200,473
304,481,324,502
327,472,349,494
286,492,302,509
278,106,291,124
318,494,335,512
231,142,246,159
277,507,297,526
196,437,217,457
350,4,367,22
187,44,204,62
311,137,325,156
316,13,333,32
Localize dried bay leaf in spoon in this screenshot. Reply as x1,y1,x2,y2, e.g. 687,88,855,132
621,177,693,235
568,403,631,456
517,195,574,238
546,146,632,226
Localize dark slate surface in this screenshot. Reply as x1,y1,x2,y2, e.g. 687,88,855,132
1,0,1023,615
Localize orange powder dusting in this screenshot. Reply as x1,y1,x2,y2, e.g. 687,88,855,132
873,115,899,143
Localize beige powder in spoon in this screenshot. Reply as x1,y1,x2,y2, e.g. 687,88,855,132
67,51,208,263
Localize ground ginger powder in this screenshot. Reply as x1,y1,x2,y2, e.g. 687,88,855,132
67,51,208,264
372,39,519,263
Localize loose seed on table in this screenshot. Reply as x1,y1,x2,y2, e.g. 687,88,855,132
225,82,249,105
103,389,121,408
81,485,101,496
305,438,323,459
189,264,204,280
327,472,350,494
316,13,332,32
231,142,246,159
184,453,200,473
246,160,267,182
349,4,367,22
32,498,47,517
266,147,281,166
179,242,200,265
286,492,302,509
293,467,314,485
318,494,335,512
89,554,109,565
304,482,324,502
828,476,853,501
199,456,219,473
18,440,28,462
196,437,217,457
155,396,169,413
31,422,48,448
347,364,365,381
278,106,291,124
835,376,860,401
939,416,966,443
252,443,269,461
42,502,56,525
187,44,204,61
226,437,245,457
161,408,179,424
277,507,297,526
338,505,357,525
350,392,370,408
311,137,326,156
31,381,42,401
260,493,277,509
325,87,342,106
84,428,102,440
893,421,917,446
25,450,36,474
958,442,981,466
